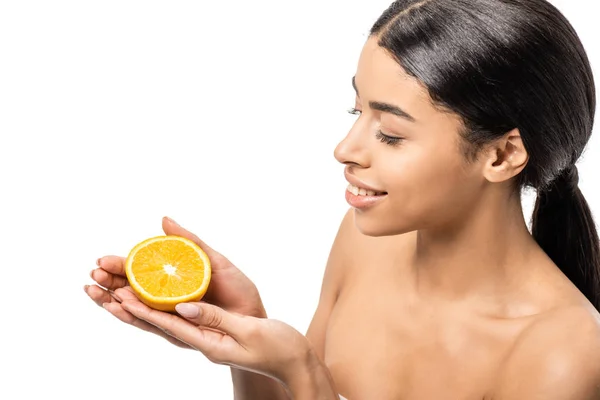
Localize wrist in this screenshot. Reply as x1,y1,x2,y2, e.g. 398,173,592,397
249,289,268,318
245,301,267,318
283,348,338,400
253,303,268,319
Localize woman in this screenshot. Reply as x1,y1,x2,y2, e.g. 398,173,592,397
85,0,600,398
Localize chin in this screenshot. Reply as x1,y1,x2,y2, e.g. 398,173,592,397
353,209,415,237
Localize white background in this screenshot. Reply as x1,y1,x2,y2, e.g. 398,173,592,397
0,1,598,399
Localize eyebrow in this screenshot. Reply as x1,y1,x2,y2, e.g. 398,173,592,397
352,76,416,123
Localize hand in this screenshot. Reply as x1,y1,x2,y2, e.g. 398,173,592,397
120,297,319,391
85,217,267,348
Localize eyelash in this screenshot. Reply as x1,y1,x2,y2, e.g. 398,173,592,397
346,107,403,146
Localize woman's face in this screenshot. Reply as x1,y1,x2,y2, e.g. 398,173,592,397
334,37,486,236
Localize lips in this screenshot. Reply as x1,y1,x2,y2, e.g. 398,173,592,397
344,170,386,195
345,188,387,210
346,183,386,196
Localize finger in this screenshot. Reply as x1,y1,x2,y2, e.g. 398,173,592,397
113,286,139,301
102,302,191,349
90,268,128,290
97,256,126,276
109,288,193,349
85,284,119,307
121,300,237,356
162,217,221,260
174,302,244,337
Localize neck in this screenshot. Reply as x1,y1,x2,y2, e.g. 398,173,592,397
410,187,539,305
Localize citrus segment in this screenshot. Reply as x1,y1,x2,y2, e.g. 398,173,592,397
125,235,211,312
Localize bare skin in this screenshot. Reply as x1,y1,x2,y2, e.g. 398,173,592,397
305,36,600,399
308,209,600,399
86,36,600,398
86,218,291,399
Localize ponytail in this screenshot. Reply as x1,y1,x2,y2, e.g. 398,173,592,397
531,166,600,310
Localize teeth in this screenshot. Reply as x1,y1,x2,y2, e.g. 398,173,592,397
347,184,384,197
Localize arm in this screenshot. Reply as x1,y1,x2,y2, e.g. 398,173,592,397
233,208,353,399
284,348,340,400
228,295,289,400
231,368,288,400
306,208,353,359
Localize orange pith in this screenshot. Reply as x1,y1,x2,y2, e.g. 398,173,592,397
125,235,211,312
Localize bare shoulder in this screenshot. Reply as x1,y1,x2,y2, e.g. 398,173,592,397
494,305,600,399
305,207,411,354
305,208,359,354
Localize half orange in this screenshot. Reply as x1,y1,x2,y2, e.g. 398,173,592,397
125,235,211,312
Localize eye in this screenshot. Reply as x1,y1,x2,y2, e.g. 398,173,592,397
347,107,362,116
375,130,403,146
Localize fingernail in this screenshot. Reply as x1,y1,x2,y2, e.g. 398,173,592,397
102,303,109,309
175,303,199,318
96,258,101,267
90,269,95,279
83,285,89,293
166,217,180,226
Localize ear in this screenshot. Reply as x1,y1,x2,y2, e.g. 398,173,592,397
482,128,529,183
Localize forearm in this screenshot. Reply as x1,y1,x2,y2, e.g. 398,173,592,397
231,304,290,400
284,350,339,400
231,368,290,400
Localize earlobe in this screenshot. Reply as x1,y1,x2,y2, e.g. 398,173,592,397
483,128,529,183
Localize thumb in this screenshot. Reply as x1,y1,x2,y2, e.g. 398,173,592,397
175,302,242,336
162,217,219,259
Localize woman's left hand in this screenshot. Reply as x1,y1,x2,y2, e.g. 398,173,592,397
120,298,317,388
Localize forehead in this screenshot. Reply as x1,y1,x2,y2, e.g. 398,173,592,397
355,37,464,129
355,38,428,100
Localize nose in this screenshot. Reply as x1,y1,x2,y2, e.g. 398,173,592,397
333,127,371,168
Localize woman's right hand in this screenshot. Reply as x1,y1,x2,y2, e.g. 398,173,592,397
84,217,267,348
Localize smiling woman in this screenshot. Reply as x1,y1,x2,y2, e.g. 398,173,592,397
84,0,600,399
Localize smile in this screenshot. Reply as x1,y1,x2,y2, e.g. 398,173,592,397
346,183,387,197
345,184,388,210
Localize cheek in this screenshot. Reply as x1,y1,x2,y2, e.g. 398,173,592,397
353,124,481,237
367,146,470,234
386,142,462,198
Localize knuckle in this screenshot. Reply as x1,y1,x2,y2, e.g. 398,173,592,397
205,310,223,329
210,253,226,265
245,323,262,340
94,297,106,307
159,323,176,338
190,234,202,244
94,291,112,307
128,315,143,326
162,316,180,337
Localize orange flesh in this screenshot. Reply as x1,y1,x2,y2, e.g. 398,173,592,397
130,239,207,297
